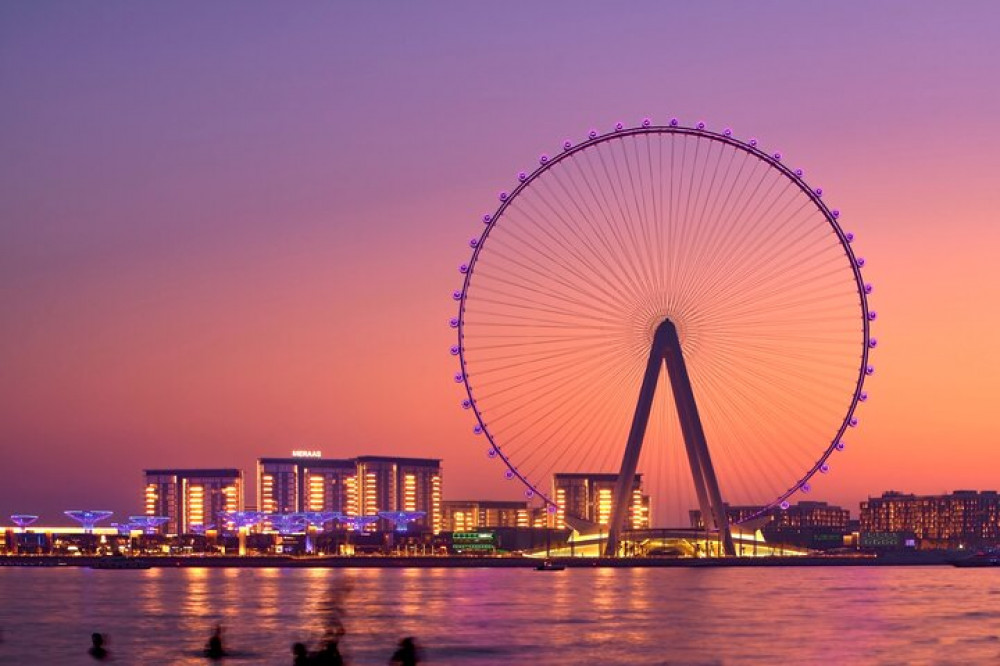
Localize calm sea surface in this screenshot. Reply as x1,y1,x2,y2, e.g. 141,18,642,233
0,565,998,664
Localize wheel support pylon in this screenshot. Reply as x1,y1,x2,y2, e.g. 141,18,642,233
605,319,736,557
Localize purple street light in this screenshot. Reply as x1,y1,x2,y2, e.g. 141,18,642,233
64,510,113,534
10,515,39,532
299,511,342,530
266,513,307,535
218,511,264,532
339,516,379,532
128,516,169,535
111,522,134,537
378,511,427,533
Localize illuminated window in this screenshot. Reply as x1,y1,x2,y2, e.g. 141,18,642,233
597,488,612,526
188,485,205,528
403,473,417,512
308,474,325,511
431,475,442,534
345,475,358,517
555,489,566,529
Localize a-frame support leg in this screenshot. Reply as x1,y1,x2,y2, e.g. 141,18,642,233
605,319,735,557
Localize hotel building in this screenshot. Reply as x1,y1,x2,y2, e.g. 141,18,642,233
355,456,442,533
441,500,530,532
143,469,243,535
257,455,358,516
552,473,650,531
860,490,1000,548
690,501,850,531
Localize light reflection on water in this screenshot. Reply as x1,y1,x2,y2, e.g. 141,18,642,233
0,566,999,664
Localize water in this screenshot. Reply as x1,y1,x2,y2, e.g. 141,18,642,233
0,566,999,664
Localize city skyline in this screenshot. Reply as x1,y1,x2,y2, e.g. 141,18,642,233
6,442,998,527
5,2,1000,520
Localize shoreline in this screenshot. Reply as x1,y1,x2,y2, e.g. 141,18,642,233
0,553,964,568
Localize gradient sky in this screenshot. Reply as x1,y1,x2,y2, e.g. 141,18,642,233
2,1,1000,523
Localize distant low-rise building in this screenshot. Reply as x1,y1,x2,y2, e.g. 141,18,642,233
442,500,530,532
690,501,851,550
860,490,1000,548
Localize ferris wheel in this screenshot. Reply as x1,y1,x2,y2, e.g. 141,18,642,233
451,119,874,555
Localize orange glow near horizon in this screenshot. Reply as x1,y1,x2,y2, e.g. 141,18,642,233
2,4,1000,524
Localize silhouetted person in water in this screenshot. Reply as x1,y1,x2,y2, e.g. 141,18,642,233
313,627,344,665
204,624,226,660
291,642,310,665
390,637,420,666
88,633,109,660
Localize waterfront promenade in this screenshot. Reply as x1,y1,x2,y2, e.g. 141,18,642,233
0,552,964,568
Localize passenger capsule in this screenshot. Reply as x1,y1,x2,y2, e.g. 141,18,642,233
724,128,733,137
697,121,706,130
449,318,459,328
539,154,549,165
562,140,572,151
868,311,877,321
820,463,830,474
642,118,651,127
504,470,514,480
670,118,679,127
454,372,464,383
452,290,463,301
473,424,483,435
461,400,472,409
849,417,858,427
780,501,790,510
588,129,598,139
866,365,875,376
499,191,508,201
869,338,878,348
615,122,624,131
450,345,460,356
518,172,527,182
836,441,846,451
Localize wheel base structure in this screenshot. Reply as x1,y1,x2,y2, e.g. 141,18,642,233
605,319,736,558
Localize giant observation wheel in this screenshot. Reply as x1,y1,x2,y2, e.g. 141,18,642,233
450,119,875,554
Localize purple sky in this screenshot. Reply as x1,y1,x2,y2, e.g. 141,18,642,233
2,2,1000,523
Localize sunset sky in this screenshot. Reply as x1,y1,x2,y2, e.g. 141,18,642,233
2,2,1000,523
